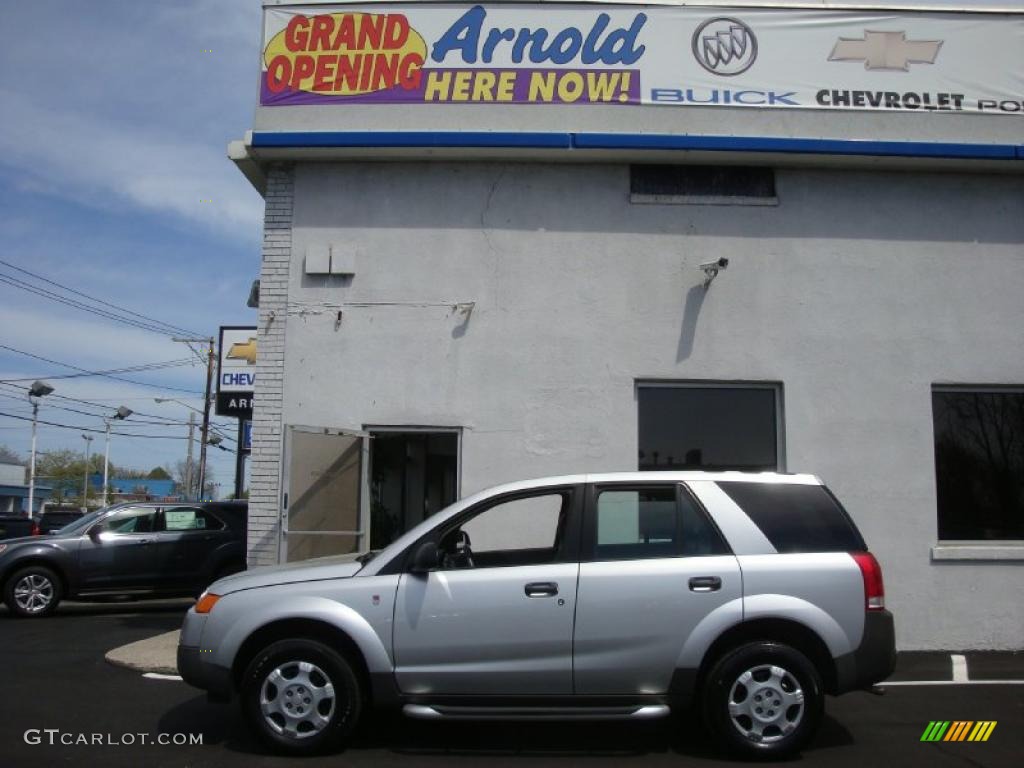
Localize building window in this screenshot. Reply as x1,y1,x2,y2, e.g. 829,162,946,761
629,164,777,206
637,383,783,471
932,387,1024,541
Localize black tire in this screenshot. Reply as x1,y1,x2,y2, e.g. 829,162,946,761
241,638,362,755
3,565,63,618
702,641,824,760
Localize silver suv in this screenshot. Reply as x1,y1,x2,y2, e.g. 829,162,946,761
178,472,895,758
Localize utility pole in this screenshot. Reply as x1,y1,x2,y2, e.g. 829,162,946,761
172,337,216,500
198,340,215,499
81,434,94,512
185,411,195,500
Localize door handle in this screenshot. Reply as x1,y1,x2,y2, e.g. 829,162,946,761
136,538,153,545
689,576,722,592
524,582,559,598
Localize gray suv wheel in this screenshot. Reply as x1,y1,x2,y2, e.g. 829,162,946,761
4,565,62,618
703,641,823,759
241,639,362,755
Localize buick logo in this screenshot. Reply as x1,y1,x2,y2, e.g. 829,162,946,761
692,17,757,76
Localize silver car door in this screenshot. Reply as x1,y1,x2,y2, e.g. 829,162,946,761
392,487,581,695
573,482,742,695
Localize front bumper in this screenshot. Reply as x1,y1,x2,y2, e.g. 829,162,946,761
834,610,897,694
177,644,233,702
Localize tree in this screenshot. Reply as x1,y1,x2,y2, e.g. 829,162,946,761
0,445,25,465
171,459,215,499
35,448,104,506
147,466,171,480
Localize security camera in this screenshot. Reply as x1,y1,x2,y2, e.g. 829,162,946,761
699,257,729,288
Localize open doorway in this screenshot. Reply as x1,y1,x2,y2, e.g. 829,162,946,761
368,429,459,550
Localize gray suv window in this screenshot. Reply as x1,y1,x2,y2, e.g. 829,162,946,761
717,482,866,553
94,507,157,535
593,486,728,560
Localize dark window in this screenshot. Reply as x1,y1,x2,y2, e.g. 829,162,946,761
638,385,780,471
94,507,157,535
718,482,865,553
442,491,572,569
932,389,1024,540
370,431,459,549
592,485,729,560
630,164,776,201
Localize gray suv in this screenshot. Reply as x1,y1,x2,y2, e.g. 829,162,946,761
178,472,895,758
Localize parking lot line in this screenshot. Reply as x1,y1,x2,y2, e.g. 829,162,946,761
883,679,1024,686
951,653,969,683
142,672,183,681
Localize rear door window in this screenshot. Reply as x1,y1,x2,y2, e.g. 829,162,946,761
162,507,224,532
717,482,866,553
590,485,729,560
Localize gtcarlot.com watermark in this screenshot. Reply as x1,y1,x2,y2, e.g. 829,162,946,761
25,729,202,747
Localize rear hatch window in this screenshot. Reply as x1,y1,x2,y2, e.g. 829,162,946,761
717,481,866,553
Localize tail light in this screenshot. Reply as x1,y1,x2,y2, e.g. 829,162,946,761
851,552,885,610
30,521,41,536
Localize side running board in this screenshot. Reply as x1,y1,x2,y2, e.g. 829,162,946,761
403,704,671,722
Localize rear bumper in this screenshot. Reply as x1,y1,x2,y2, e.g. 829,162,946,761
177,644,233,702
834,610,896,694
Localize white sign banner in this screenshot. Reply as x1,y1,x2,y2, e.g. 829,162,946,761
259,4,1024,115
218,327,257,394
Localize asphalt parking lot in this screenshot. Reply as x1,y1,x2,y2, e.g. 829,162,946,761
1,602,1021,768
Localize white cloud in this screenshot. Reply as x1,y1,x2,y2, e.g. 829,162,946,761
0,89,262,242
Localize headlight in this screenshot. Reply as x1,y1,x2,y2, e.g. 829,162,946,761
195,592,221,614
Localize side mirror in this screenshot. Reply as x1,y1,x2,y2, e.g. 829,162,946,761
409,540,439,575
87,525,102,542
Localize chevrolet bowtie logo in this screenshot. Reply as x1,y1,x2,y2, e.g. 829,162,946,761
227,337,257,365
829,31,942,71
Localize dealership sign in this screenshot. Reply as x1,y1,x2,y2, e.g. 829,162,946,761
216,326,256,418
261,4,1024,114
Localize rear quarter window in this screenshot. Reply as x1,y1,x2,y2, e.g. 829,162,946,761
717,481,866,553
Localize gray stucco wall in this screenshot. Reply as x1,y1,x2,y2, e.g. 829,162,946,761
258,159,1023,649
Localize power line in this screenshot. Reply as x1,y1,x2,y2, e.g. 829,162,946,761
0,382,240,434
0,358,195,383
0,258,204,338
0,410,192,439
0,344,202,394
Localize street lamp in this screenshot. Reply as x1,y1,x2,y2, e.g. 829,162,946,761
81,434,94,512
26,380,54,517
102,406,133,507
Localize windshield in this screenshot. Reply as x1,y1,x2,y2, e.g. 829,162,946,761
53,509,108,537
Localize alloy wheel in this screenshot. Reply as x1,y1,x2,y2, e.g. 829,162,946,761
259,660,336,740
726,663,804,743
13,574,54,614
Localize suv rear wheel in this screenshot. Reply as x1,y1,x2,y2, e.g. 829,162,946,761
702,641,823,759
241,638,362,755
4,565,62,618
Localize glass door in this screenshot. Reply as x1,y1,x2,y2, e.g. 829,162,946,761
281,425,369,562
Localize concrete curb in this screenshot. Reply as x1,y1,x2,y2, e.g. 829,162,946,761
105,629,181,676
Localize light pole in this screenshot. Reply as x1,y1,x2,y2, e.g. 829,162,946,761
26,380,54,517
102,406,133,507
81,434,94,512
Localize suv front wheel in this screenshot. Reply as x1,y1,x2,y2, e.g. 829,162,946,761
4,565,63,618
241,638,363,755
702,641,824,759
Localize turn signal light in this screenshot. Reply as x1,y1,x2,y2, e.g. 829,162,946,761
195,592,221,614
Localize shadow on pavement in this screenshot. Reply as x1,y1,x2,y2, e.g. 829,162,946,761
157,694,853,763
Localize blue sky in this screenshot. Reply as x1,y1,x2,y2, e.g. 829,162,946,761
0,0,265,493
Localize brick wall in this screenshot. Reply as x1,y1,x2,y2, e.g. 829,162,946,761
247,165,292,566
